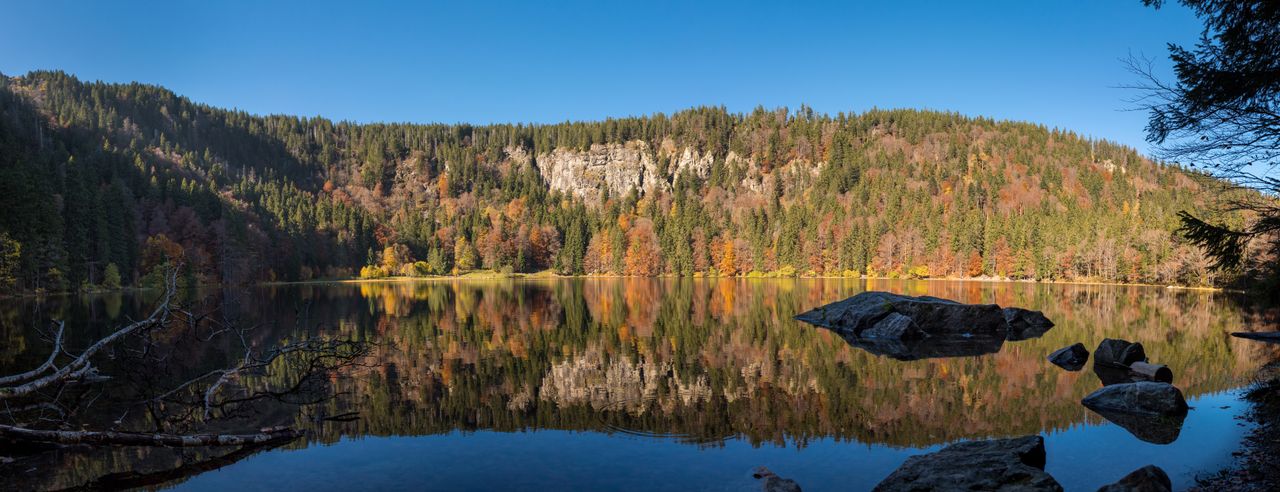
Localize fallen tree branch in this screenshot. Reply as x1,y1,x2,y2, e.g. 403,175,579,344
0,275,175,400
0,322,65,386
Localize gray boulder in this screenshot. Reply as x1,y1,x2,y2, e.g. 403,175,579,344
862,312,923,339
1094,339,1147,369
1005,307,1055,341
873,435,1063,491
1082,381,1188,418
1048,343,1089,371
795,292,1030,340
1096,465,1171,492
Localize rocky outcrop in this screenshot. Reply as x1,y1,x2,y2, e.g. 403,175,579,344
535,141,663,201
794,292,1053,346
1096,465,1171,492
872,435,1063,491
1048,343,1089,371
528,139,720,203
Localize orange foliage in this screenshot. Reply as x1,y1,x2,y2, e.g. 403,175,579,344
624,219,661,276
719,239,737,276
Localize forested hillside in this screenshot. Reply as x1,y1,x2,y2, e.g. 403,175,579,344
0,70,1233,294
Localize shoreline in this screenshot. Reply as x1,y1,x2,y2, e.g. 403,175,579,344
0,273,1231,299
285,272,1228,292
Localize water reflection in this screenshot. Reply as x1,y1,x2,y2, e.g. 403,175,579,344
1,278,1276,490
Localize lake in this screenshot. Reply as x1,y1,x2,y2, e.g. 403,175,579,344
1,278,1275,491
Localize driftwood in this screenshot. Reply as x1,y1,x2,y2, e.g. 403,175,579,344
0,277,175,400
1128,362,1173,384
1232,331,1280,343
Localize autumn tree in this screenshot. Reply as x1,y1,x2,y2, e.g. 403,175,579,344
453,236,478,273
719,238,737,276
624,218,662,276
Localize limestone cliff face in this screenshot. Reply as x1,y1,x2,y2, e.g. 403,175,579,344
532,141,658,201
522,139,718,202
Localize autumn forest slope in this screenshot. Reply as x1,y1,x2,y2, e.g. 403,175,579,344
0,70,1236,293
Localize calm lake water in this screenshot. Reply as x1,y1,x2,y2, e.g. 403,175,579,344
2,278,1275,491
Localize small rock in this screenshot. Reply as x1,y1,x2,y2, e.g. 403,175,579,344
752,466,802,492
1096,465,1171,492
873,435,1063,491
1048,343,1089,371
1095,339,1147,369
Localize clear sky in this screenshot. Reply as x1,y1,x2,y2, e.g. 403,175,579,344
0,1,1203,155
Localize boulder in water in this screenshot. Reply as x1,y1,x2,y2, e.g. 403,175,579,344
1082,381,1188,418
1096,465,1171,492
1048,343,1089,371
752,466,802,492
873,435,1063,491
795,292,1043,340
1094,339,1147,369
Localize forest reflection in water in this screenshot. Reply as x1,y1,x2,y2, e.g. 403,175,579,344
1,278,1276,490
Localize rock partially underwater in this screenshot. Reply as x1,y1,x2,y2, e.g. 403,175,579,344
1096,465,1172,492
1082,382,1189,444
1048,343,1090,371
873,435,1063,491
794,292,1054,360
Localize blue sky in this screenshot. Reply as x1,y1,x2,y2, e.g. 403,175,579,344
0,1,1202,154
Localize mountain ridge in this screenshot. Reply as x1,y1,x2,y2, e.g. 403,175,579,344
0,70,1236,293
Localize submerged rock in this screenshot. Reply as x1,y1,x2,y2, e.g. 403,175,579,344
1048,343,1089,371
795,292,1051,342
1094,339,1147,369
873,435,1063,491
752,466,802,492
1004,307,1055,341
1096,465,1171,492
